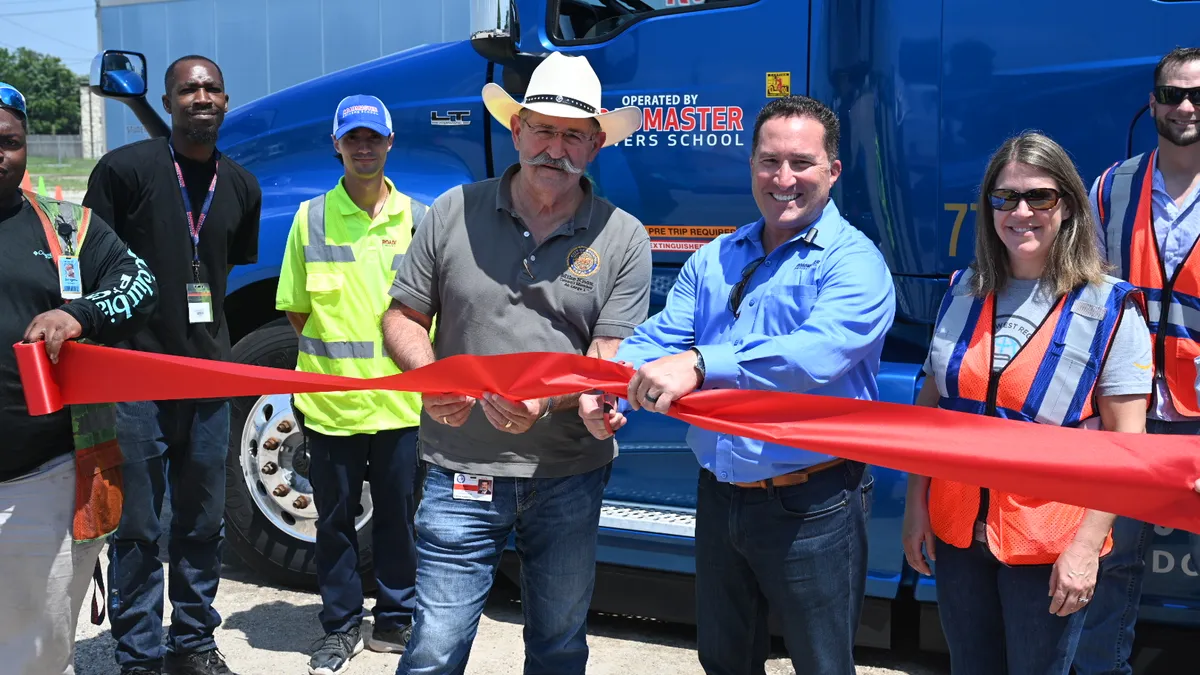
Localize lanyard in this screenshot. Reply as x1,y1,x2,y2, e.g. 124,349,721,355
168,143,220,282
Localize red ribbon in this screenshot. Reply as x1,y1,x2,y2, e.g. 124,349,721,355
15,341,1200,534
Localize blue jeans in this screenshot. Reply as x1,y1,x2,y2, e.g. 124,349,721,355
396,462,611,675
935,538,1087,675
107,400,230,670
1073,418,1200,675
694,461,870,675
304,421,420,634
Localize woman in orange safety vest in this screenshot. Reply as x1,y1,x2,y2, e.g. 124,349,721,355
902,131,1154,675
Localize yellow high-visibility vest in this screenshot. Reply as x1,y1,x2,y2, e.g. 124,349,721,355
276,177,429,436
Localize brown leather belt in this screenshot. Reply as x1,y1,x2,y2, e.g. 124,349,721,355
731,458,846,489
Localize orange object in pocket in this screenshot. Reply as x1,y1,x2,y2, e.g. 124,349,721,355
72,437,124,542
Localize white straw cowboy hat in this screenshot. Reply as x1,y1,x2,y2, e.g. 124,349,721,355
482,51,641,148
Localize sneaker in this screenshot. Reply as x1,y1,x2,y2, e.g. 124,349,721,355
164,648,236,675
309,625,364,675
366,623,412,654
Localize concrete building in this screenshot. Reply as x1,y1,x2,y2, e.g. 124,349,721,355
97,0,470,152
80,84,106,159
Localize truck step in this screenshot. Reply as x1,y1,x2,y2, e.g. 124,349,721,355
600,500,696,537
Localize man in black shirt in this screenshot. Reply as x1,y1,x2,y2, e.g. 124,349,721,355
84,55,260,675
0,82,158,675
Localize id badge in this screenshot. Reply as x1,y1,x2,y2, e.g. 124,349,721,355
187,283,213,323
59,256,82,299
452,473,494,502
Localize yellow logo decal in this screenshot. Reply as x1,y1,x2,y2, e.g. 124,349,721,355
766,72,791,98
567,246,601,277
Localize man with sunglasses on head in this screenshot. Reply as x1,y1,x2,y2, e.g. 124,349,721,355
1076,46,1200,675
579,95,896,675
0,82,158,674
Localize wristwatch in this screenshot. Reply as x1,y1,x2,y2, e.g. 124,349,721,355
689,347,706,387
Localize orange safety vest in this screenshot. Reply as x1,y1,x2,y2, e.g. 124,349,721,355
924,268,1140,565
24,190,125,545
1095,149,1200,417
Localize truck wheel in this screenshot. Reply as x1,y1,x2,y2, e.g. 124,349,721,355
224,319,377,591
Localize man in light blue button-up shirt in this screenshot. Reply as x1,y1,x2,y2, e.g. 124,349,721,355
1076,47,1200,675
579,96,895,675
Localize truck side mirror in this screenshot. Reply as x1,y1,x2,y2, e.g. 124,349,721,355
87,49,171,140
89,50,148,98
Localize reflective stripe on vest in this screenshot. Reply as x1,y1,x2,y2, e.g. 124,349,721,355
298,190,427,361
925,268,1132,564
25,188,90,258
1097,150,1200,416
298,336,374,359
304,195,429,271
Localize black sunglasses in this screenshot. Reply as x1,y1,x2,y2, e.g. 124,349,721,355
728,257,766,317
1154,86,1200,106
988,188,1062,212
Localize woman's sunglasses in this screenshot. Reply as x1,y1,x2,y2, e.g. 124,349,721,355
988,188,1062,212
0,83,27,118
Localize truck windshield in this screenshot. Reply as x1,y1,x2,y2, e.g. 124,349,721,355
553,0,745,42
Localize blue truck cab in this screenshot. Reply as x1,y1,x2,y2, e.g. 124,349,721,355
90,0,1200,662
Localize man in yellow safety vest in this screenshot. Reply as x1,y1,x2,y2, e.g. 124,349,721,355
275,94,428,675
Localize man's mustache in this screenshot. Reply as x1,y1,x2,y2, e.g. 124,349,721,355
523,151,582,175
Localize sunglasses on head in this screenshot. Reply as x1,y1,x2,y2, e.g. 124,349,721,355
988,188,1062,212
1154,86,1200,106
0,83,27,118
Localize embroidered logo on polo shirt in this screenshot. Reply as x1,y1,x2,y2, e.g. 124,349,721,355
562,246,601,293
567,246,600,277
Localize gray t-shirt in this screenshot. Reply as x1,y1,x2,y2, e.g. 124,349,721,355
925,279,1153,398
389,164,653,478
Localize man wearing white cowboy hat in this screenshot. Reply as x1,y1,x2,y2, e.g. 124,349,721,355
382,51,652,675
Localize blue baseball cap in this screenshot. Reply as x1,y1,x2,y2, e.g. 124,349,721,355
333,94,392,139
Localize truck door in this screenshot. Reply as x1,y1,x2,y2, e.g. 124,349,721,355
494,0,806,268
490,0,810,571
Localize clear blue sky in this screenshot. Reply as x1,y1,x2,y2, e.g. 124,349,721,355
0,0,99,75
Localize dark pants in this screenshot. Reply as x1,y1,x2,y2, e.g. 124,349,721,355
935,537,1087,675
304,421,420,634
108,400,230,670
1073,418,1200,675
694,461,870,675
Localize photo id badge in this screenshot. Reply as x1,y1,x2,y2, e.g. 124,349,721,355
452,473,494,502
59,255,82,299
187,283,213,323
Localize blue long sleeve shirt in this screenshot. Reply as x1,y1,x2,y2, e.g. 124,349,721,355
615,198,897,483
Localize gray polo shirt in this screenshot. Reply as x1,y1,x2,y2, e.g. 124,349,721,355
389,163,652,478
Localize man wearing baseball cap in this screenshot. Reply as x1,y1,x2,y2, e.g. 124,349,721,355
276,93,430,675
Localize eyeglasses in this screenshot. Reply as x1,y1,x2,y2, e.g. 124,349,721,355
0,82,27,118
988,188,1062,212
520,119,594,148
1154,86,1200,106
728,256,766,317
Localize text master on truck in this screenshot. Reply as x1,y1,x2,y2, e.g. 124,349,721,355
89,0,1200,663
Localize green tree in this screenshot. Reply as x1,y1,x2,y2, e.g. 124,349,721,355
0,47,81,134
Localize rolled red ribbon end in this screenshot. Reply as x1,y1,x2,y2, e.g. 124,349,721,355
15,341,63,416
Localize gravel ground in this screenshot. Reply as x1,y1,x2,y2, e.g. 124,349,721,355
74,549,950,675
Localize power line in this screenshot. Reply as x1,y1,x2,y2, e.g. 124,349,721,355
5,16,97,56
0,5,94,19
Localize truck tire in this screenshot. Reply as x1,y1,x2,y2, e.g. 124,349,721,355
223,319,377,591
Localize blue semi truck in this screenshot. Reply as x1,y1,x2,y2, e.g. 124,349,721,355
89,0,1200,664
